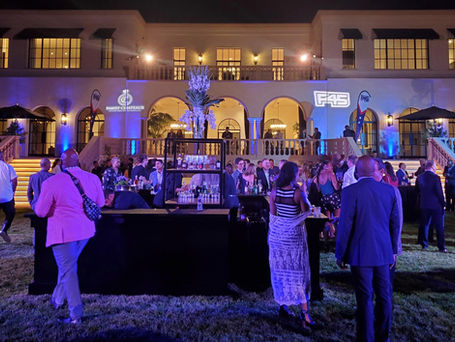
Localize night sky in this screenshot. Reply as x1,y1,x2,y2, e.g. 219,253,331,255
1,0,455,22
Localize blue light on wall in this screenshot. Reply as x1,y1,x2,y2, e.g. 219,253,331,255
131,140,136,155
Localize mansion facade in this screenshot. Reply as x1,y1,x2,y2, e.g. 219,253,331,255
1,9,455,158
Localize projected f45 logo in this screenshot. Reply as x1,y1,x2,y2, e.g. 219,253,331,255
313,91,350,108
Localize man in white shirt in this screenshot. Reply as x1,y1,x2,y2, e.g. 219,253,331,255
342,155,358,189
0,151,18,243
149,159,164,191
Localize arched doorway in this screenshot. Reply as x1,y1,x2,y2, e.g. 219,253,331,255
77,107,105,152
263,98,306,139
218,118,241,139
349,108,378,154
208,98,247,139
147,97,190,138
29,106,56,156
398,107,426,158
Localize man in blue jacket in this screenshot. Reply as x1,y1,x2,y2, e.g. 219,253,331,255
416,160,446,252
336,155,400,342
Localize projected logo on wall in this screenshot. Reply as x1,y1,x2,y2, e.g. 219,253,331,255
313,91,350,108
105,89,145,112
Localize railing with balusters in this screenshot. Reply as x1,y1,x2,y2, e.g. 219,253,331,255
128,64,320,81
428,137,455,168
0,136,20,162
79,136,361,171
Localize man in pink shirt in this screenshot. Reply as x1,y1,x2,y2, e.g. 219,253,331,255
35,149,104,324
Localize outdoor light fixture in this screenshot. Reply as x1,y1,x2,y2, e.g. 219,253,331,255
386,114,393,127
300,53,309,62
436,118,443,124
253,54,258,65
144,53,153,63
61,113,68,126
198,54,203,65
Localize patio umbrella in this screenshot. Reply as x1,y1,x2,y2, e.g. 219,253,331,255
0,105,55,121
398,106,455,120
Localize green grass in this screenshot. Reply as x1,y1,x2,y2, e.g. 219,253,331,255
0,210,454,341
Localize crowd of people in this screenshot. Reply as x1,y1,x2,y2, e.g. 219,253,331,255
0,146,452,337
265,154,449,339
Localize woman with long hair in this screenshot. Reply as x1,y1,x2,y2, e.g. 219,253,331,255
51,158,62,174
238,163,257,194
269,161,315,332
383,162,398,187
314,159,340,238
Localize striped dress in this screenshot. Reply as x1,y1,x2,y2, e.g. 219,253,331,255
268,187,311,305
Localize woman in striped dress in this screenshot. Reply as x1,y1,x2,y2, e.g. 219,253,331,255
269,161,315,330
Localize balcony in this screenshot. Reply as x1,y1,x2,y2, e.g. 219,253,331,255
126,65,321,81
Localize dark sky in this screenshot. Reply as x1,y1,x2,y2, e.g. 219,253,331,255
1,0,455,22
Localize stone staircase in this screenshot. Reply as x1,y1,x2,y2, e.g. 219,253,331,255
386,159,445,186
9,158,54,209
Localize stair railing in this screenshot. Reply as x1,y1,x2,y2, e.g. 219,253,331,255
0,136,20,162
427,137,455,169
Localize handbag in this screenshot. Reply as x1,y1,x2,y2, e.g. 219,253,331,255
63,170,101,221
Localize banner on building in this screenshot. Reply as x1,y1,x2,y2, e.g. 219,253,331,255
354,90,372,141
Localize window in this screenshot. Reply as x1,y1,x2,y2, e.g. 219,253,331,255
216,48,241,80
272,48,284,80
0,38,8,69
101,38,113,69
29,38,81,69
374,39,428,70
449,39,455,69
173,48,186,80
342,39,355,69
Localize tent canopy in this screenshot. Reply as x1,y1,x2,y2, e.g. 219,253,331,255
0,105,55,121
398,106,455,121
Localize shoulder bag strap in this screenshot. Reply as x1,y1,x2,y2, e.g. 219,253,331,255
63,169,86,197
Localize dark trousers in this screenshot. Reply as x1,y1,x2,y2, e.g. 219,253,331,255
418,208,445,251
351,265,392,342
0,199,15,233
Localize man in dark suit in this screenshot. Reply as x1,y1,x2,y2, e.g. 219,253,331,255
336,156,400,342
257,158,275,193
342,125,356,139
416,160,446,252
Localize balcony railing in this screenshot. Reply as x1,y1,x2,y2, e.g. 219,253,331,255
79,137,361,170
127,65,321,81
428,137,455,169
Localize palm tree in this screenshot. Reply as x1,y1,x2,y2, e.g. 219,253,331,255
147,109,175,138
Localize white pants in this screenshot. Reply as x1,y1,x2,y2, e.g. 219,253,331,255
52,239,89,320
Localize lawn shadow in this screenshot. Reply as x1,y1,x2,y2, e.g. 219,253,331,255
394,268,455,294
69,327,178,342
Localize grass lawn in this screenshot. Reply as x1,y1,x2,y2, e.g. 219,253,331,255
0,210,454,341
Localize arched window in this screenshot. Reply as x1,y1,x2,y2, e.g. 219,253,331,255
264,119,286,139
77,107,105,152
29,106,56,156
217,118,241,139
349,109,378,153
398,108,426,158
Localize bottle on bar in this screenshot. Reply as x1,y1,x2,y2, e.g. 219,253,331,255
177,153,182,169
258,179,263,194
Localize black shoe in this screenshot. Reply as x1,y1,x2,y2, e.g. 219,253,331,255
439,249,448,253
0,230,11,243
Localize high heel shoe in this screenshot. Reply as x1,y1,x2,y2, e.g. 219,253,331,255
300,310,320,330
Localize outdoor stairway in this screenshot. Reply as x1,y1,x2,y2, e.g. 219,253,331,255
9,158,54,209
386,159,445,186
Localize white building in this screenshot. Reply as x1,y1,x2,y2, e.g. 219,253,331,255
1,9,455,158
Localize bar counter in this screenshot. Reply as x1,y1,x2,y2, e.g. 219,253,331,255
28,208,231,296
28,204,328,299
